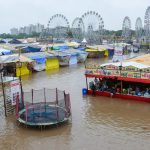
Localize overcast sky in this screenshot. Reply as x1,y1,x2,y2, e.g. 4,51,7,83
0,0,149,33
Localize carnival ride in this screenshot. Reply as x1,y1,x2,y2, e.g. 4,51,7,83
122,16,132,42
144,6,150,44
81,11,104,45
38,28,53,43
47,14,70,39
72,17,85,42
135,17,143,42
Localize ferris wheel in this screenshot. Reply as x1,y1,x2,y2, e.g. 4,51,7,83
135,17,143,41
38,28,53,43
144,6,150,41
72,17,85,41
122,16,131,41
39,28,49,39
47,14,70,39
81,11,104,45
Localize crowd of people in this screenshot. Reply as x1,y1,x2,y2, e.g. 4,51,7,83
89,78,150,98
89,78,117,96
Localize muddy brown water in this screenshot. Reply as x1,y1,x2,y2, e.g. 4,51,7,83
0,55,150,150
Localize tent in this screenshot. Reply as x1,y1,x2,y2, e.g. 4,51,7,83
8,39,22,44
58,45,69,50
23,46,41,53
101,54,150,69
23,52,59,71
0,48,12,55
0,54,33,77
67,42,80,47
30,55,46,71
82,38,87,43
0,40,6,44
0,54,33,64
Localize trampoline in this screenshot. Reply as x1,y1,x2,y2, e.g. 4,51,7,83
16,88,71,127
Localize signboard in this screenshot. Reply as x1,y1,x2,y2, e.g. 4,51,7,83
141,72,150,80
10,80,21,105
85,63,150,80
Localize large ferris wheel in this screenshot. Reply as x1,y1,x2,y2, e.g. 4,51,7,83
72,17,85,41
122,16,132,41
81,11,104,45
135,17,143,41
144,6,150,42
47,14,70,39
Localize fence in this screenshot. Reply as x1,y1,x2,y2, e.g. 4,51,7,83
16,88,71,126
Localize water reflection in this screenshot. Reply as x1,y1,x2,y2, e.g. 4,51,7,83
84,96,150,134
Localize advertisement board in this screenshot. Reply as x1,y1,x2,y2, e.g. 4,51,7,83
10,80,21,105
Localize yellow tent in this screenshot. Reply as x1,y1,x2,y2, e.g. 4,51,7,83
16,62,31,77
45,58,59,70
0,54,32,77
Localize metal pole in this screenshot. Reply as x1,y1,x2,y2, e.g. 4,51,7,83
16,94,19,119
64,91,67,118
44,88,46,112
121,80,123,94
56,88,59,122
32,89,33,104
17,49,24,108
0,68,7,117
86,77,88,90
31,89,34,120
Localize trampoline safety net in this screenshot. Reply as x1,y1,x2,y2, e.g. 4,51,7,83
16,88,71,126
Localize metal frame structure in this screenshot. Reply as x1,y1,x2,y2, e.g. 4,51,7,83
122,16,132,42
144,6,150,45
72,17,85,41
135,17,143,42
47,14,70,39
81,11,104,45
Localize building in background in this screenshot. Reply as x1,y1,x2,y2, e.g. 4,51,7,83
10,23,44,35
10,28,19,35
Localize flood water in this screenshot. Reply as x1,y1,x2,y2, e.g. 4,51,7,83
0,55,150,150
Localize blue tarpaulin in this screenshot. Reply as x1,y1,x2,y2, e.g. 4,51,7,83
23,46,41,53
30,56,46,64
58,45,69,50
76,47,85,51
8,39,22,44
69,55,77,65
108,49,114,56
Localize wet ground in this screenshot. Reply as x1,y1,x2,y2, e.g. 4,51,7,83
0,53,150,150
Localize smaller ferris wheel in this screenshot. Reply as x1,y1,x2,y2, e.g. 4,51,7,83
122,16,132,41
144,6,150,41
47,14,70,39
72,17,85,41
135,17,143,41
81,11,104,45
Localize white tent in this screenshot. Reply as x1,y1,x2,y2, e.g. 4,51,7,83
82,38,87,43
0,54,33,64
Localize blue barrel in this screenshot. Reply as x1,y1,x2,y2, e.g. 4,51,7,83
82,88,88,95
